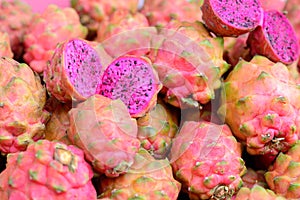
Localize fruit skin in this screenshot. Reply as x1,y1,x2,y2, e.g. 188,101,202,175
0,57,49,154
265,141,300,199
44,38,110,103
247,10,299,65
169,121,246,200
219,55,300,156
0,32,13,58
23,4,88,73
232,184,286,200
0,0,34,59
260,0,287,11
149,20,228,108
241,168,268,189
97,55,162,118
67,94,140,177
141,0,203,27
0,139,97,200
201,0,263,37
137,99,179,159
98,148,181,200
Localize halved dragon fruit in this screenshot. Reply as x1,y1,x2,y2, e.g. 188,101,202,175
96,55,162,117
44,38,111,103
247,10,299,65
201,0,263,36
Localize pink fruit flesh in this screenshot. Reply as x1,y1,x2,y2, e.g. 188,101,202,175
98,56,157,116
64,39,102,98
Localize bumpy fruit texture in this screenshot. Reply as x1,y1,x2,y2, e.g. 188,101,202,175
97,55,162,118
169,121,246,200
98,148,181,200
23,4,88,73
0,0,33,59
247,10,299,65
0,57,49,154
260,0,287,11
219,55,300,156
137,100,178,159
0,140,97,200
44,38,109,103
265,141,300,198
141,0,203,27
241,168,268,189
44,97,71,144
67,95,140,177
71,0,139,33
233,184,286,200
0,32,13,58
201,0,263,36
149,21,227,108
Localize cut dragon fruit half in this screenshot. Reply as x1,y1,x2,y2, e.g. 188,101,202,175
96,55,161,117
64,38,102,98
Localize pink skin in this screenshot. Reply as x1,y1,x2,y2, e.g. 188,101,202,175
18,0,70,13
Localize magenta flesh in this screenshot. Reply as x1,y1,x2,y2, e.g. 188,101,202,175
97,56,156,116
64,39,102,98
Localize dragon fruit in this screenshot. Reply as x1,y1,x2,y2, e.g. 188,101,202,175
241,168,268,189
141,0,203,27
44,38,111,103
233,184,287,200
201,0,263,37
0,0,33,59
247,10,299,65
0,139,97,200
265,141,300,198
0,32,13,58
219,55,300,156
98,148,181,200
23,4,88,73
96,55,162,118
149,20,228,108
137,100,178,159
67,95,140,177
71,0,139,38
260,0,287,11
0,57,49,154
169,121,246,199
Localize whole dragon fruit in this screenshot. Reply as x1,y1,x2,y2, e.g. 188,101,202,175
0,139,97,200
265,141,300,199
44,38,110,103
98,148,181,199
201,0,263,36
67,95,140,177
247,10,299,65
219,55,300,156
169,121,246,199
0,57,49,154
96,55,162,118
0,0,34,59
149,20,228,108
0,32,13,58
141,0,203,27
23,4,88,73
137,100,178,159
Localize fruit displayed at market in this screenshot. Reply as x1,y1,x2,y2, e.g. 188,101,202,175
0,32,13,58
0,0,34,59
219,55,300,156
0,57,49,154
23,4,87,73
96,55,162,117
1,0,300,199
98,148,181,199
265,141,300,198
201,0,263,36
44,38,107,103
67,95,140,177
247,10,299,65
0,139,97,199
169,121,246,199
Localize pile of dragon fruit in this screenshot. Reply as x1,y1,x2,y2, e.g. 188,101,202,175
1,0,300,199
